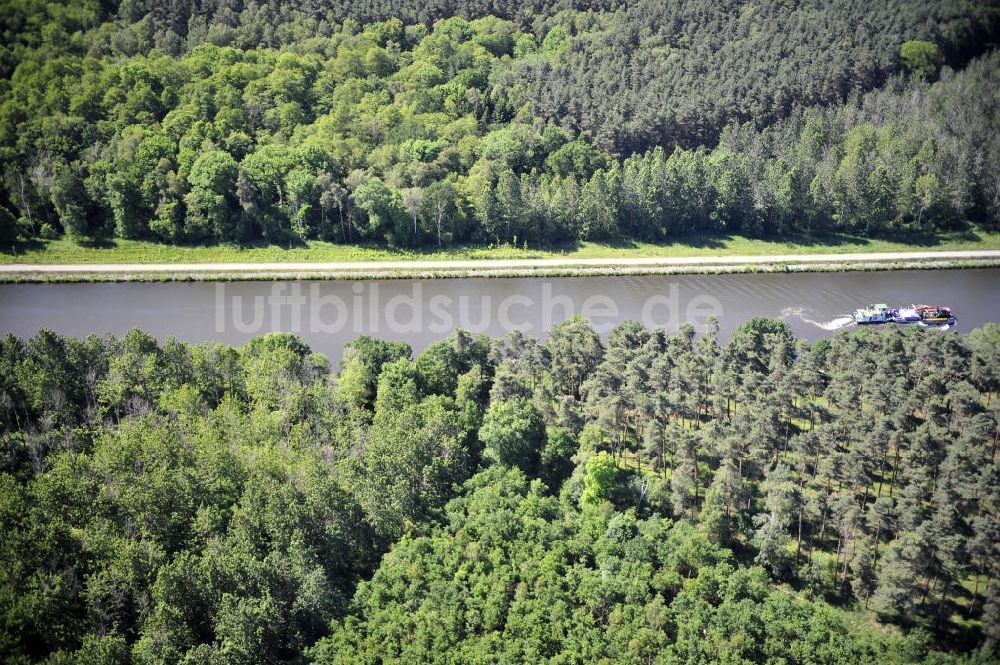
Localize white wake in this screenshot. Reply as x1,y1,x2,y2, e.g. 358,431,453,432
781,307,856,331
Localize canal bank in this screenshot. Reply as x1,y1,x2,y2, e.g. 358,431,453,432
1,249,999,282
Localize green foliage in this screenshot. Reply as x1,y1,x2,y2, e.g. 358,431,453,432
900,40,944,80
541,426,576,490
336,335,411,410
350,393,471,545
548,315,604,398
726,317,795,379
479,397,546,476
413,339,461,396
1,318,998,662
353,177,406,245
185,150,240,240
545,138,607,179
581,450,617,506
310,465,936,664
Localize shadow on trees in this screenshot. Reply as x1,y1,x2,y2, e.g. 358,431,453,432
0,237,48,255
1,223,991,258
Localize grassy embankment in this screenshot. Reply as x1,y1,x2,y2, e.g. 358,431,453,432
3,229,1000,264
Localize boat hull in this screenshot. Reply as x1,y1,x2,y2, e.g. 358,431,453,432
919,317,958,327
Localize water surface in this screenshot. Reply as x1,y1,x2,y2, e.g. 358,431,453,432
1,269,996,360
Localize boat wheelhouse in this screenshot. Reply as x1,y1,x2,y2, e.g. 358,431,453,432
916,305,957,326
890,306,921,324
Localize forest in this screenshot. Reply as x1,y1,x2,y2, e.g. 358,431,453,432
1,0,1000,248
1,318,998,663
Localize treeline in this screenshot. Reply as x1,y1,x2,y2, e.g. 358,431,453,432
1,320,998,662
1,2,1000,248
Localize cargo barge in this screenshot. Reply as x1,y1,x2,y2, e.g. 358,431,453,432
852,304,956,326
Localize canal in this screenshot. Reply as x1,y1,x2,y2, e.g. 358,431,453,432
1,268,997,360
